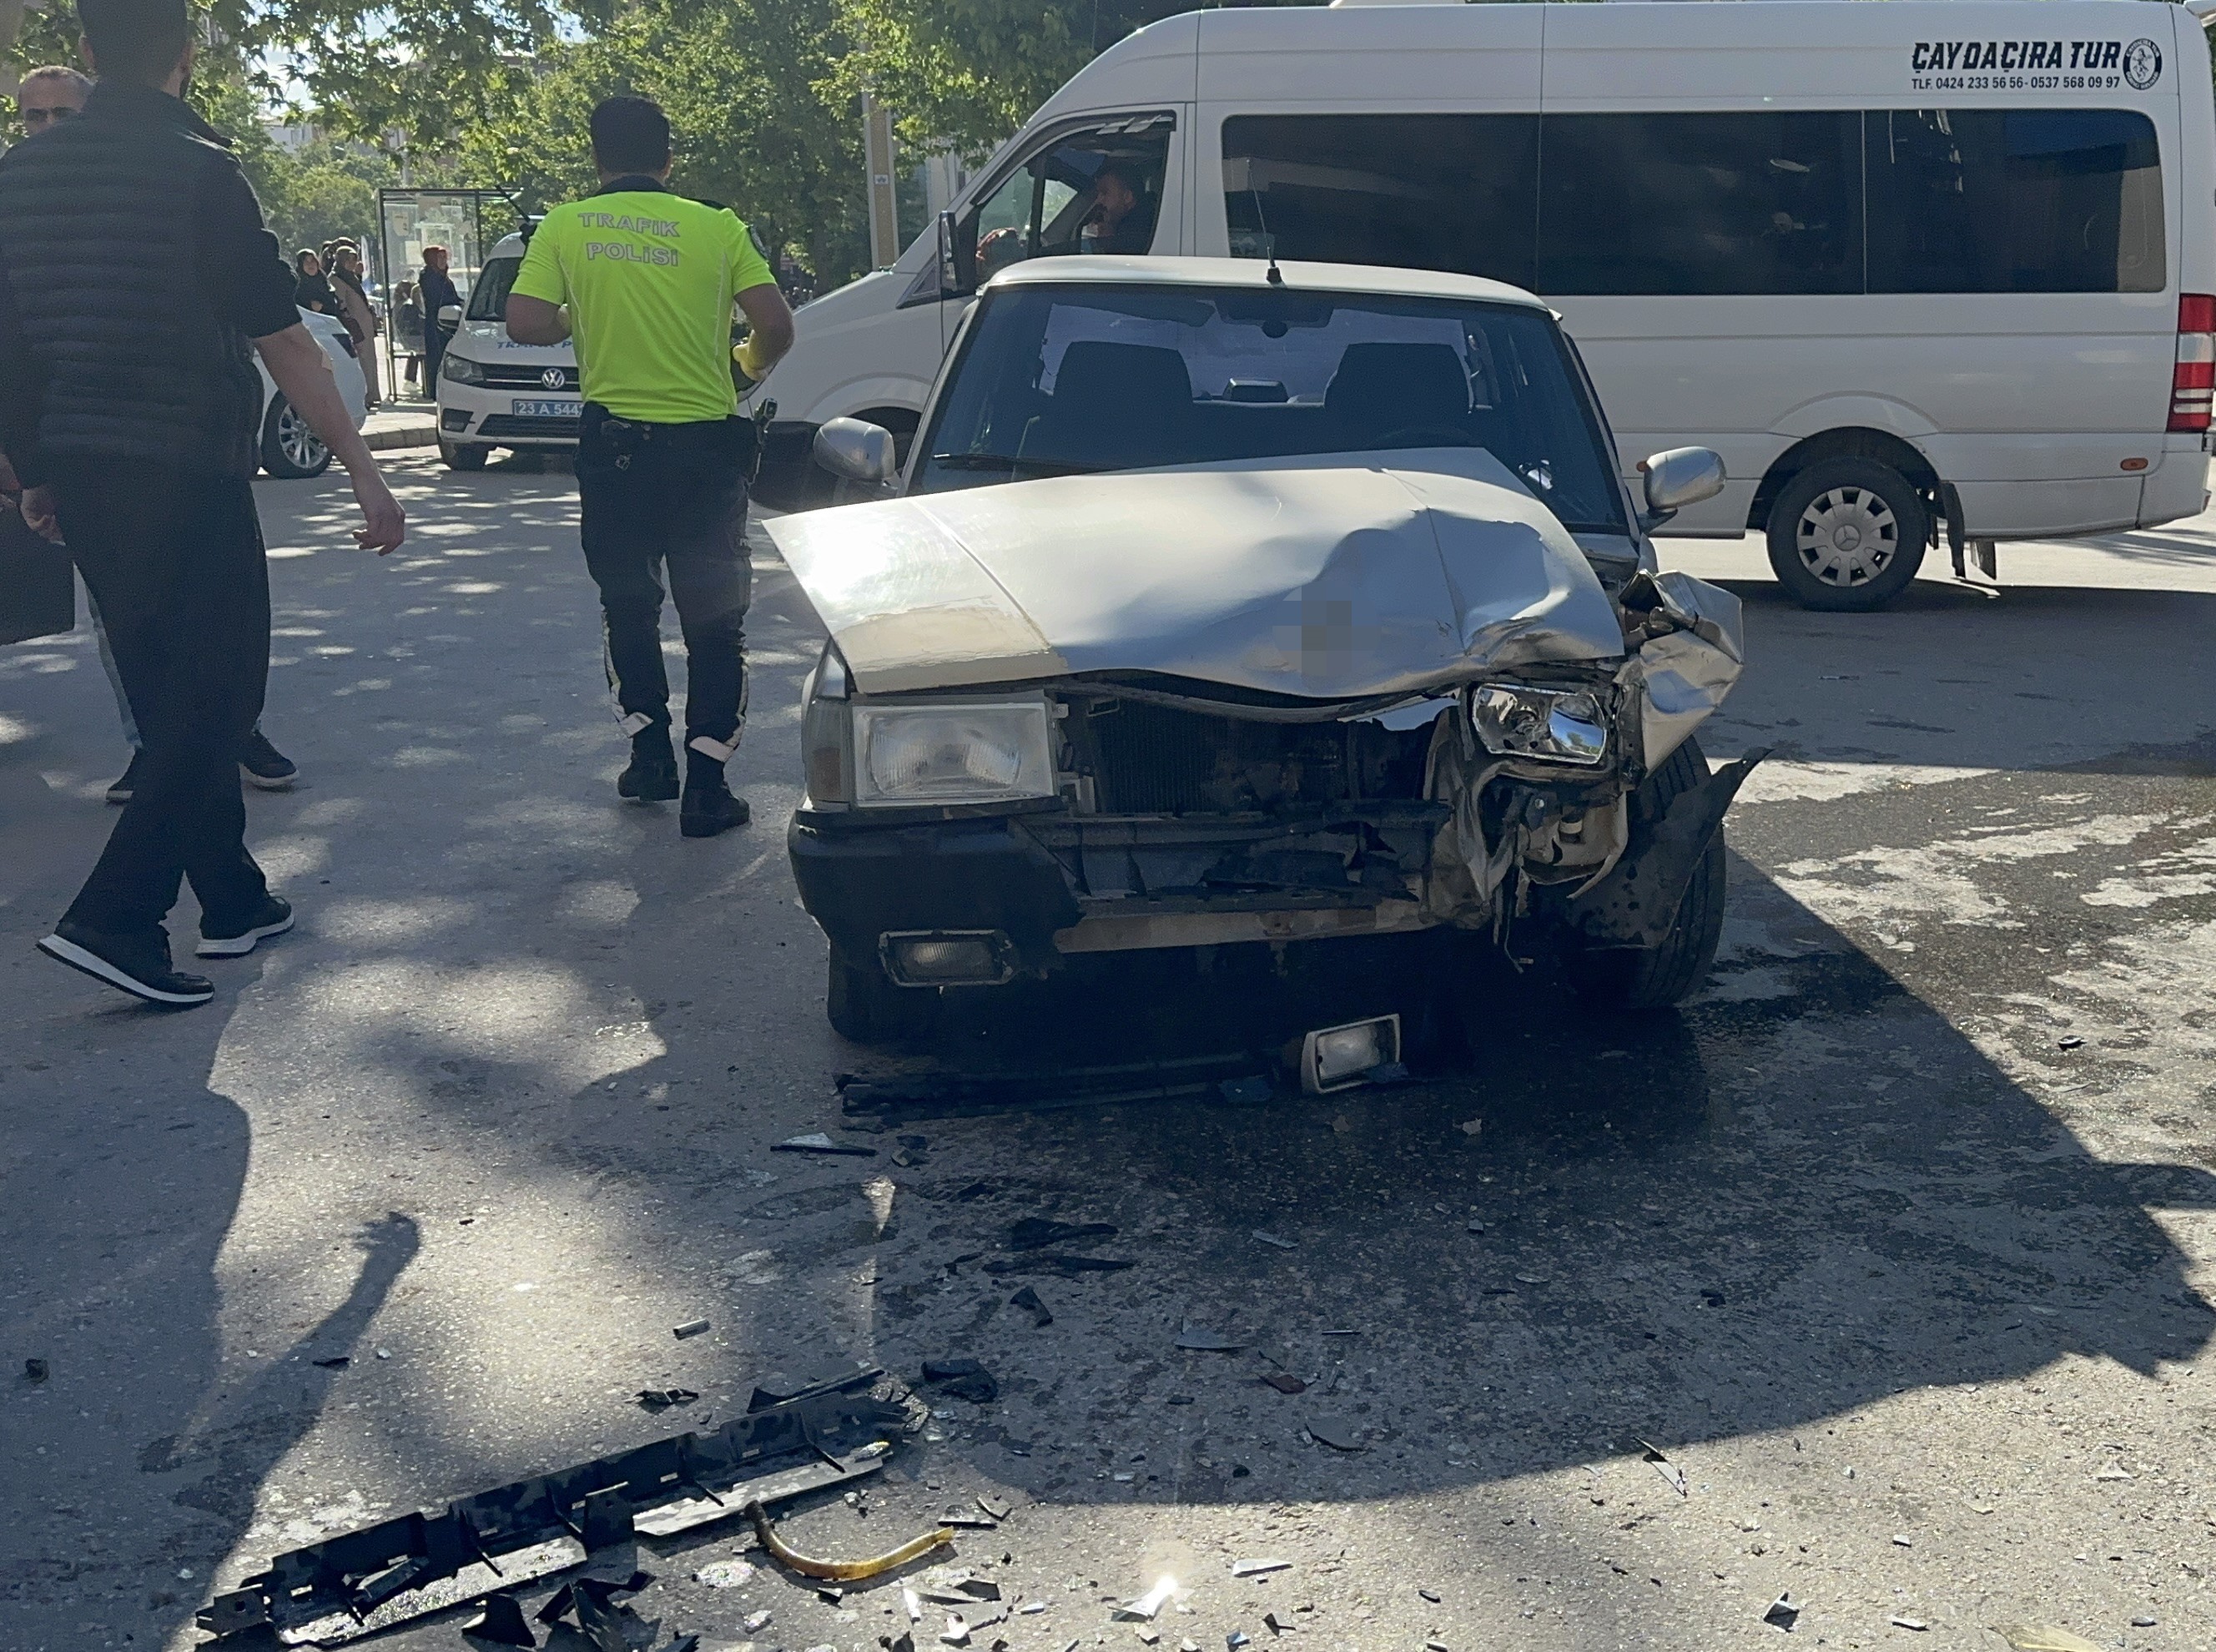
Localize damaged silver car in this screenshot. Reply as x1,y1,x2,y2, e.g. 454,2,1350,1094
770,258,1760,1043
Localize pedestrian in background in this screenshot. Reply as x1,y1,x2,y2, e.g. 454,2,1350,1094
327,240,381,407
505,94,793,837
0,0,405,1007
417,244,459,398
292,247,333,315
391,277,424,391
14,64,89,137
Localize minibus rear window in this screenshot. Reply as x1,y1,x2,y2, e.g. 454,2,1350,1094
1866,108,2164,294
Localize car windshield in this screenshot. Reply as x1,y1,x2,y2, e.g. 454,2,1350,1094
466,256,521,323
914,282,1626,536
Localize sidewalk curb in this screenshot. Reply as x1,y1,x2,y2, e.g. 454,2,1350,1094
365,425,439,452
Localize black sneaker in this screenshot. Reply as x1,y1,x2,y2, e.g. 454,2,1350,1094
239,731,299,790
617,728,680,803
680,766,751,838
197,894,295,959
37,922,214,1007
105,750,145,805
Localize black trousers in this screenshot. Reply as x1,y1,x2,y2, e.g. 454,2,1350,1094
55,466,270,935
575,405,753,752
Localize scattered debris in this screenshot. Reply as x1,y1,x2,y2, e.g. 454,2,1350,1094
1009,1217,1119,1251
1251,1231,1296,1250
1009,1286,1054,1327
1424,1642,1448,1652
942,1513,1001,1529
922,1358,999,1403
1464,1221,1485,1235
1020,1602,1049,1615
1417,1589,1440,1604
1306,1417,1362,1452
1263,1616,1295,1636
1136,1629,1161,1646
1638,1439,1689,1498
977,1496,1011,1522
637,1388,702,1413
672,1318,712,1340
2131,1617,2159,1629
743,1500,953,1583
1890,1534,1912,1548
745,1610,774,1633
1992,1627,2105,1652
1176,1325,1245,1353
311,1356,350,1370
1889,1617,1927,1632
23,1357,48,1383
197,1369,905,1644
1762,1594,1799,1632
1320,1329,1359,1337
2094,1468,2131,1482
694,1561,755,1588
1260,1374,1307,1396
2057,1036,2084,1050
941,1615,971,1645
818,1585,846,1605
461,1593,536,1647
775,1133,879,1157
1226,1634,1251,1651
1231,1560,1290,1579
903,1589,923,1623
1119,1578,1179,1621
980,1254,1136,1278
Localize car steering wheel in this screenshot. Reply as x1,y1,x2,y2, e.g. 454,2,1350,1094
1369,426,1474,450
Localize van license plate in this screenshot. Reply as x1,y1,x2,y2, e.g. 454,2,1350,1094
511,398,581,418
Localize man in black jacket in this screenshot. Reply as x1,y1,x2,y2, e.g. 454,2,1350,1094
0,0,405,1007
418,244,460,401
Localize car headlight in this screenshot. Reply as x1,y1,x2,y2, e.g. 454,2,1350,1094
853,699,1055,806
1468,683,1609,766
441,353,486,385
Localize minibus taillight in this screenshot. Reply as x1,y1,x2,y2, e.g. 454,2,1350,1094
2169,294,2216,432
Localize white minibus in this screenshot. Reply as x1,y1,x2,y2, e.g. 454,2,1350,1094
752,0,2216,609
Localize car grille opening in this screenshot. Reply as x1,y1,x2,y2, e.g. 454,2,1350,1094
1068,695,1433,814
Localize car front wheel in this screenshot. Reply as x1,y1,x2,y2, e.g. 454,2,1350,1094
439,438,490,471
1565,736,1728,1011
259,392,331,479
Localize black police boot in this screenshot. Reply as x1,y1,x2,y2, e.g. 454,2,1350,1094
681,750,751,838
617,723,680,803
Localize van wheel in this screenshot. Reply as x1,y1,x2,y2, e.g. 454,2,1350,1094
440,439,489,471
1765,457,1929,612
1565,736,1728,1011
259,393,332,478
826,949,937,1044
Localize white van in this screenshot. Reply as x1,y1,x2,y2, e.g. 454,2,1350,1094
751,0,2216,609
434,229,581,470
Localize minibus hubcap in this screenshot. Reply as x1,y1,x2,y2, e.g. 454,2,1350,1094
1797,487,1896,586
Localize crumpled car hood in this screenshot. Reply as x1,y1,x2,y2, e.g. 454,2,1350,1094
767,451,1629,699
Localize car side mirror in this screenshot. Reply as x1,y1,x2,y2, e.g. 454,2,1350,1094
814,417,899,486
436,304,461,329
1639,446,1725,530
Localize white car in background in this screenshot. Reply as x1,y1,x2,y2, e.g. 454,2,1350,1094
254,306,369,480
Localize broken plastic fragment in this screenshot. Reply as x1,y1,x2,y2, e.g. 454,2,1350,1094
1020,1601,1048,1615
1120,1576,1179,1620
745,1611,774,1633
1260,1374,1307,1396
1992,1628,2104,1652
1251,1231,1296,1250
776,1132,879,1156
1889,1618,1927,1632
672,1318,711,1340
922,1358,999,1403
904,1589,924,1623
1226,1634,1251,1651
743,1501,954,1582
1009,1287,1053,1328
1306,1417,1362,1452
1231,1560,1291,1578
637,1388,701,1413
23,1357,48,1383
942,1615,971,1645
461,1592,536,1647
1762,1594,1799,1632
1176,1324,1245,1352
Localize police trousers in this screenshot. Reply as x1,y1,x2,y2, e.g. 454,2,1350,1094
54,465,271,935
576,405,754,754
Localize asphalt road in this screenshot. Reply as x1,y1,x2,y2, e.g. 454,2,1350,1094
3,453,2213,1652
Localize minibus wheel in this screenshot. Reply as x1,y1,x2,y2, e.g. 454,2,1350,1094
1765,458,1929,612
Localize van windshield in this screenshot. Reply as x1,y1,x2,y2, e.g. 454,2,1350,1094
914,283,1626,536
466,255,522,322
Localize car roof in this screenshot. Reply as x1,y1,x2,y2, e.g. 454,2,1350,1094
985,254,1552,311
487,233,527,259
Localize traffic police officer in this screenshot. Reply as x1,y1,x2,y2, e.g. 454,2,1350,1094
506,95,794,837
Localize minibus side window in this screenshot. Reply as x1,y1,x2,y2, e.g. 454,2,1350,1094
1866,108,2164,294
965,118,1175,284
1537,112,1862,296
1221,114,1539,289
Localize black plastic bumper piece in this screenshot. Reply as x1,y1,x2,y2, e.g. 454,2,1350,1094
789,812,1083,975
1569,748,1770,945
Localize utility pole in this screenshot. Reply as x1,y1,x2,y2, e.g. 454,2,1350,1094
862,91,899,269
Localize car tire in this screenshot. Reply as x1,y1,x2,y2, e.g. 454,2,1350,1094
1566,735,1727,1011
1764,457,1930,612
440,439,490,472
826,949,938,1045
259,392,332,479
